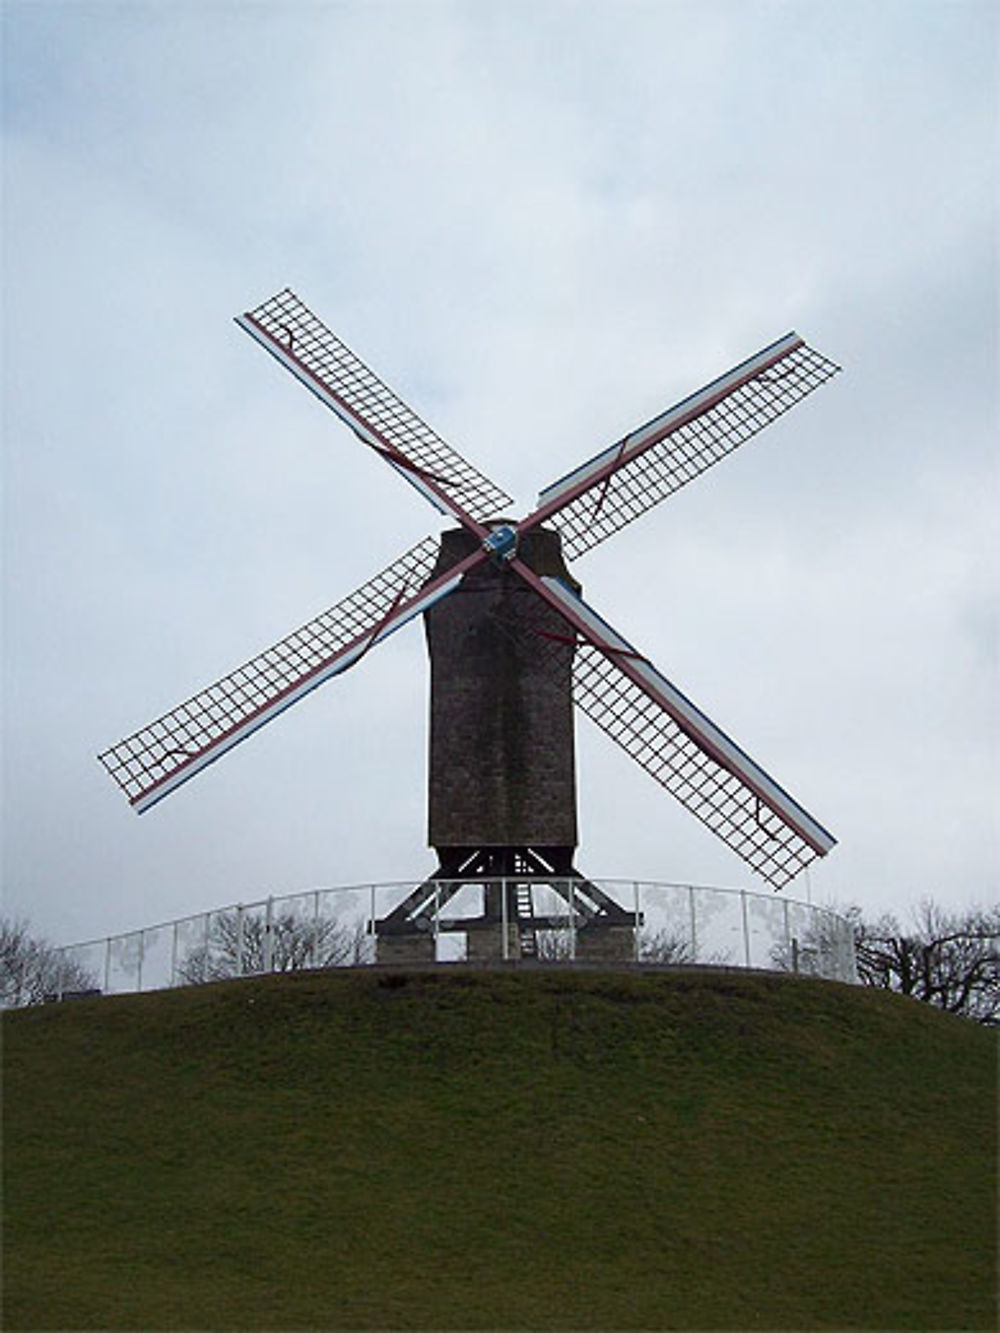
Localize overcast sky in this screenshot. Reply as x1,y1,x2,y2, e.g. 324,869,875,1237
3,0,997,946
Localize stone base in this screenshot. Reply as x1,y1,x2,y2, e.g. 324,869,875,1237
375,933,436,966
574,925,636,963
374,923,636,966
466,924,521,963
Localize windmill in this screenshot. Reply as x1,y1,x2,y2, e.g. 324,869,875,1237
99,289,840,964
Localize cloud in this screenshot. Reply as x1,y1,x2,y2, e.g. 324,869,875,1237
3,0,996,944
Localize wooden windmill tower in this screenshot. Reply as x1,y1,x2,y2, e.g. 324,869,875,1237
99,289,840,963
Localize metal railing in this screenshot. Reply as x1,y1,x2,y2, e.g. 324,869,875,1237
47,880,857,1000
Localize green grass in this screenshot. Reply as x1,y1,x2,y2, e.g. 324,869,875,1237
3,966,996,1330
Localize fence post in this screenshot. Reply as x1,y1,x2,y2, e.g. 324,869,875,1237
569,879,576,961
264,896,274,973
500,876,507,961
170,922,179,987
236,905,245,977
633,881,641,962
741,889,751,968
202,912,211,983
688,885,698,963
104,936,112,994
312,889,321,969
846,918,859,984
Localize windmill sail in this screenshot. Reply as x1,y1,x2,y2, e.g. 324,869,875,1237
237,289,513,527
530,334,840,560
98,538,477,813
513,570,835,890
571,648,831,890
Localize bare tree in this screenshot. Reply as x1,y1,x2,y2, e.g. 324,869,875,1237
0,916,98,1008
851,901,999,1026
639,926,696,965
177,905,371,983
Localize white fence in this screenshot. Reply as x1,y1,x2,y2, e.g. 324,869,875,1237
49,880,857,999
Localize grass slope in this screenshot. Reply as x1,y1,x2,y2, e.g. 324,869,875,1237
3,967,996,1331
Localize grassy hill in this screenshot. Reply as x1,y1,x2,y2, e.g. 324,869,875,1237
3,966,996,1331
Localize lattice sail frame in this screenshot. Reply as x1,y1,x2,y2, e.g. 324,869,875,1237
530,335,840,559
98,538,446,812
571,650,823,890
505,576,834,890
237,289,513,526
